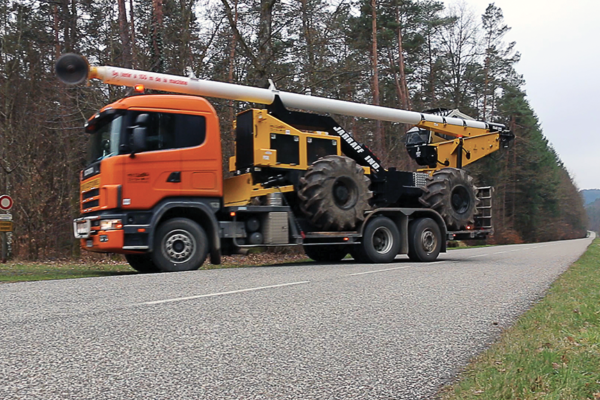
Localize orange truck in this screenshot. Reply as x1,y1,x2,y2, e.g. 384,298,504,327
57,54,513,273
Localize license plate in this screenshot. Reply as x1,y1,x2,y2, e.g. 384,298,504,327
86,239,93,248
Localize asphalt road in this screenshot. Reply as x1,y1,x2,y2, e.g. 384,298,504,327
0,237,593,400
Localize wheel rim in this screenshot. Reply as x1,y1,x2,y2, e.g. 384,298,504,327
451,185,471,214
372,226,394,254
332,177,358,210
164,229,195,263
420,228,437,253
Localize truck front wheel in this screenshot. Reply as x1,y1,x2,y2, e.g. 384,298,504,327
153,218,208,272
304,245,348,262
125,254,159,273
407,218,442,262
355,216,400,263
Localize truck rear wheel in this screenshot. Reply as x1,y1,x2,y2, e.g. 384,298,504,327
298,155,371,231
152,218,208,272
304,245,348,262
349,247,369,263
125,254,159,273
419,168,478,230
354,216,400,263
407,218,442,262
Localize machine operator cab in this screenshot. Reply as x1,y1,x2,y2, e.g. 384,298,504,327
405,108,475,168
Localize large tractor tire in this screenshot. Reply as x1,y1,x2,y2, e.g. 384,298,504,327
419,168,479,230
298,155,371,231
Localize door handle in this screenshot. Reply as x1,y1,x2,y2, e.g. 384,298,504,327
167,171,181,183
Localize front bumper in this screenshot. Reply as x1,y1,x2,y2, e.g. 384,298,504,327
74,215,125,252
79,229,125,253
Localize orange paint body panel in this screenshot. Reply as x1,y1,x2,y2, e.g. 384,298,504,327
79,230,125,253
81,95,223,214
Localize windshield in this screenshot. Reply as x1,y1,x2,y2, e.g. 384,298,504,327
88,115,123,164
405,128,431,146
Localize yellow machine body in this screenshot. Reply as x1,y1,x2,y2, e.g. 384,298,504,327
224,109,342,206
415,120,504,174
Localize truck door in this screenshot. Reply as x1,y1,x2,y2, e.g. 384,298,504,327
179,113,222,198
122,111,184,210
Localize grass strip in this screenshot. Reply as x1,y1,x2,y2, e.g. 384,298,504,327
0,253,310,283
0,262,136,282
439,238,600,400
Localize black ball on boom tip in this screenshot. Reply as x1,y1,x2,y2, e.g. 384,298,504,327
55,53,89,85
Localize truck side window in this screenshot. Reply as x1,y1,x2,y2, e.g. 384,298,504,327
130,111,206,152
174,114,206,148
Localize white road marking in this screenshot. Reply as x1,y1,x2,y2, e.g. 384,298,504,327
348,260,447,276
467,254,489,258
137,281,311,306
348,266,412,276
468,245,549,258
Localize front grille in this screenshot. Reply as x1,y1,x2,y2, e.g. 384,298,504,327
83,188,99,201
83,199,99,209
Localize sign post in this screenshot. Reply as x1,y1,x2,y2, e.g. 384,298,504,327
0,231,5,263
0,195,13,263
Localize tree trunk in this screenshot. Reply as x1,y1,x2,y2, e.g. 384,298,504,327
53,5,61,59
227,0,238,123
370,0,383,154
395,4,410,110
300,0,316,94
482,53,490,119
427,34,435,103
129,0,137,67
151,0,164,72
256,0,277,87
60,0,71,51
118,0,132,68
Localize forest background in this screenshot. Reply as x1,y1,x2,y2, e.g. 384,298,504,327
0,0,589,260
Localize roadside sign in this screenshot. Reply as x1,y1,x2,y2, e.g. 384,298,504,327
0,214,11,221
0,221,13,232
0,195,13,211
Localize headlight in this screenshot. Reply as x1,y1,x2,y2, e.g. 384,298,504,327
100,219,123,230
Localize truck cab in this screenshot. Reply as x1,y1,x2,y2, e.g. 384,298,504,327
75,95,223,261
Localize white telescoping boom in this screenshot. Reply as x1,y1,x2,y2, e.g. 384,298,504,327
55,53,503,131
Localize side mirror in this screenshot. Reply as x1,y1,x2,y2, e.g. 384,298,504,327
135,113,150,125
131,127,148,155
129,113,150,157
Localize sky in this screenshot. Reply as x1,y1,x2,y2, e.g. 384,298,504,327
452,0,600,190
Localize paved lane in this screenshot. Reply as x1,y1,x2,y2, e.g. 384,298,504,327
0,237,593,399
